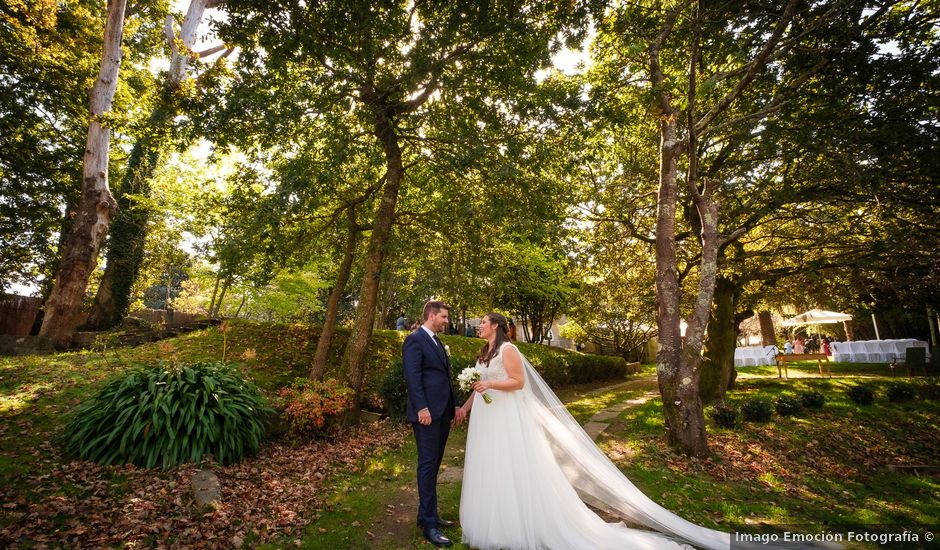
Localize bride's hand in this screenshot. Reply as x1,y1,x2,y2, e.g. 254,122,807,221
472,380,490,393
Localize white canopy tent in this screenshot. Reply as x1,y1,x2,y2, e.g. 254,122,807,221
781,309,853,327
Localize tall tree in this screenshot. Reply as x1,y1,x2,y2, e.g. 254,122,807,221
86,0,229,328
38,0,128,346
215,0,589,412
591,0,904,455
0,0,164,293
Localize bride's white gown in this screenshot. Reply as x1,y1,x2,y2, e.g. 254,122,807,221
460,342,731,550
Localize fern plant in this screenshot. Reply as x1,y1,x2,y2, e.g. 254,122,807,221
61,362,272,468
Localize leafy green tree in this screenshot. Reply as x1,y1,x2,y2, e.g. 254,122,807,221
589,0,913,455
0,0,165,293
210,0,591,411
492,241,580,343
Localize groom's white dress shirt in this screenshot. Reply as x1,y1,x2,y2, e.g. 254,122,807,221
421,325,440,346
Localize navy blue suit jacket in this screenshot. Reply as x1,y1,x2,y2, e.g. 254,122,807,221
402,328,457,423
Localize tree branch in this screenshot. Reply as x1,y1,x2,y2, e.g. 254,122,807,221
693,0,799,134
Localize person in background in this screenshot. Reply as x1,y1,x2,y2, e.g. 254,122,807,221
822,337,831,356
464,323,476,338
794,337,805,354
784,340,793,355
396,312,408,331
508,319,517,341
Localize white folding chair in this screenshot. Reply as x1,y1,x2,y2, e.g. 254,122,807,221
863,341,887,363
845,341,866,363
831,342,849,362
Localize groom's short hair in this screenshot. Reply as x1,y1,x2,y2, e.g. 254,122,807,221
422,300,450,321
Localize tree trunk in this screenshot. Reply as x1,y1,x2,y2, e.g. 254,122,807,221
212,276,230,317
701,277,740,404
652,3,711,457
233,294,245,318
207,270,221,316
341,102,405,413
843,319,855,341
758,310,776,346
311,209,359,380
654,119,708,456
84,108,167,329
85,0,211,330
39,0,127,347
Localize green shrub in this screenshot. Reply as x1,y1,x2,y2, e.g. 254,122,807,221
774,395,804,417
847,385,875,405
886,383,916,403
708,401,738,428
273,378,354,441
379,358,409,420
376,340,632,420
741,398,773,422
567,355,596,384
917,383,940,401
566,354,628,384
538,356,571,387
798,390,826,410
61,362,271,468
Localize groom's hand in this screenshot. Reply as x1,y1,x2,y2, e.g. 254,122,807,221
418,408,432,425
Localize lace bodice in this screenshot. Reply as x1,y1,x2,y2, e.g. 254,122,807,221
475,342,513,381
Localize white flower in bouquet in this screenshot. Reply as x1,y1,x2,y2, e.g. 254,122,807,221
457,366,492,404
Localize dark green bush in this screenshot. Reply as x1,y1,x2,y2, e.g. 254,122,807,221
708,401,738,428
377,341,633,420
847,385,875,405
886,383,916,403
378,358,409,420
917,383,940,401
567,355,597,383
566,354,628,383
774,395,804,416
741,398,774,422
798,390,826,410
538,356,571,387
61,362,271,468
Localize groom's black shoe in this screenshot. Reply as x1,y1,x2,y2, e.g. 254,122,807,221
423,527,453,547
417,518,457,528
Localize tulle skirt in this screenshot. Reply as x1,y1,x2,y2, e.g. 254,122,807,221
460,389,691,550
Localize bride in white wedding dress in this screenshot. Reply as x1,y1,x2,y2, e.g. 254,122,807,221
458,312,731,550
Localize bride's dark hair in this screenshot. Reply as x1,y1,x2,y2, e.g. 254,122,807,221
476,312,510,366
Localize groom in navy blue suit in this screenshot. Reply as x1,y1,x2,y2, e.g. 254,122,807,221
403,300,466,547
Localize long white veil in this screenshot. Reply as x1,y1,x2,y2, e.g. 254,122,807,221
517,353,731,549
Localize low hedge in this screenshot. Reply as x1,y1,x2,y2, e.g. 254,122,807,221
149,321,635,417
379,343,635,419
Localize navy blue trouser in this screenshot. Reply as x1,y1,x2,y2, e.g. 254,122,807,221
412,414,452,529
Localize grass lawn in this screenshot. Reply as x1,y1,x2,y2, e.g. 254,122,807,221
264,381,655,549
3,329,937,548
276,366,939,549
0,321,636,547
735,360,897,378
597,373,940,542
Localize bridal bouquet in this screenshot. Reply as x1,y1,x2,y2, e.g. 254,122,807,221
457,367,492,404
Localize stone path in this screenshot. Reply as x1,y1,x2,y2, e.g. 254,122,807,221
582,377,659,441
